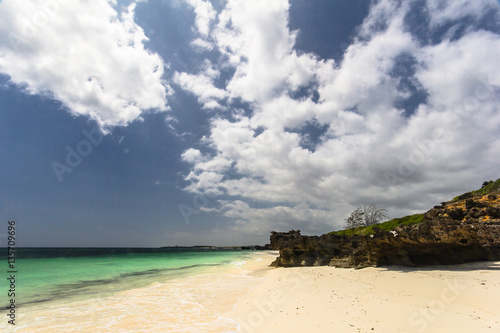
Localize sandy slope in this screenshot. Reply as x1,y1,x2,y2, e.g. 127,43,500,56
228,255,500,333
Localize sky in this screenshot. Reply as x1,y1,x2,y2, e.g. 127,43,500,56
0,0,499,247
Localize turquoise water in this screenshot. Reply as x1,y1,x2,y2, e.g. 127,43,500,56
1,248,255,308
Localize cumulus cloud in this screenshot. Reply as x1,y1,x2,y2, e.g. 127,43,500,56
173,60,228,109
426,0,500,27
165,201,344,245
176,0,323,108
416,30,500,108
0,0,171,130
178,0,500,238
181,148,204,164
217,200,344,235
184,0,216,37
191,37,214,51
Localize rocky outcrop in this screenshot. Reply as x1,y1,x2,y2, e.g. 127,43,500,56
270,192,500,268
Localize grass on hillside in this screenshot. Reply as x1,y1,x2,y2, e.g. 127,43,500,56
453,177,500,201
328,177,500,237
327,213,424,237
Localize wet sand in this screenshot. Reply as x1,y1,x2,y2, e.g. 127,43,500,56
1,252,274,332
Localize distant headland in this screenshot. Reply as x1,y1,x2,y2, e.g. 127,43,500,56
160,245,272,250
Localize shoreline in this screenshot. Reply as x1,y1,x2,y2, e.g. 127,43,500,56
4,251,498,332
0,251,275,332
227,258,500,333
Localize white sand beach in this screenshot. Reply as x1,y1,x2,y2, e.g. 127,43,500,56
229,253,500,333
5,251,499,332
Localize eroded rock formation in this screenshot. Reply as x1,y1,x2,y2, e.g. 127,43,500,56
270,192,500,268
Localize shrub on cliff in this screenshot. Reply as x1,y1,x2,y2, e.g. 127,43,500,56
344,207,365,228
333,213,424,237
344,205,388,229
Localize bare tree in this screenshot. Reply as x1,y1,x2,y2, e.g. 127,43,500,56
363,205,388,226
344,207,365,229
345,205,388,228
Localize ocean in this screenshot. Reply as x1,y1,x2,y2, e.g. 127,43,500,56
0,248,269,332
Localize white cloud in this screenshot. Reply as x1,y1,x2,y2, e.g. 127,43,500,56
180,0,330,121
426,0,500,27
173,65,228,109
217,200,341,235
183,0,216,54
191,37,213,51
177,0,500,240
181,148,204,164
184,0,216,37
416,30,500,109
0,0,170,130
211,0,322,103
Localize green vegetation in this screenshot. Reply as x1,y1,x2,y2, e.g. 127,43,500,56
329,177,500,237
328,213,424,237
470,178,500,196
452,177,500,201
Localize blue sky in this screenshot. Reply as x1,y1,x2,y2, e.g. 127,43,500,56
1,0,500,247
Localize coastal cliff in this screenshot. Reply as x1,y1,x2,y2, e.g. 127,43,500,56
270,180,500,268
